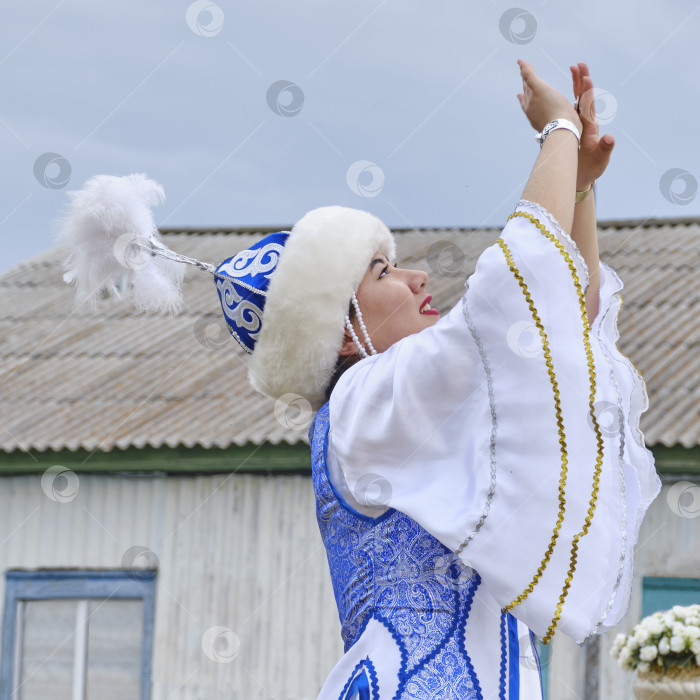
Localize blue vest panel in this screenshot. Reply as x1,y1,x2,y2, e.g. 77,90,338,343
310,403,484,698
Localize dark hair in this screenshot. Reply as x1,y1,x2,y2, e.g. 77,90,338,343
324,302,361,401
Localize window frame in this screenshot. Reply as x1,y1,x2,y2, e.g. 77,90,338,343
0,570,156,700
642,576,700,617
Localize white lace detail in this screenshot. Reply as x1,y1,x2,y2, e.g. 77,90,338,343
590,340,627,637
515,199,590,294
456,283,498,555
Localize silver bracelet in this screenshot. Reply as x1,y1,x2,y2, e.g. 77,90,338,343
536,118,581,149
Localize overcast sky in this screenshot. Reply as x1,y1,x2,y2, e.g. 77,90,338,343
2,0,699,273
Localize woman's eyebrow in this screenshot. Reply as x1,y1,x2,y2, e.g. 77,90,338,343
369,258,387,272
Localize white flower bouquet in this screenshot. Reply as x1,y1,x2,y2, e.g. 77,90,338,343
611,605,700,678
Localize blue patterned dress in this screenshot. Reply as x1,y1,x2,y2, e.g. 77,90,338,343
310,403,542,699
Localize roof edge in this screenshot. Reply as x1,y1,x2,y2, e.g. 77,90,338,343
0,443,311,475
651,444,700,475
0,443,697,475
158,215,700,237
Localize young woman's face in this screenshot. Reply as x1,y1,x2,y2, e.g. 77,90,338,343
348,250,441,354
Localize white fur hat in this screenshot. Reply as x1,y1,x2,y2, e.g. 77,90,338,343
58,175,395,410
248,205,396,409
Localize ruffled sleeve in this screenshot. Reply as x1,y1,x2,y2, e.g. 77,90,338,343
327,200,661,645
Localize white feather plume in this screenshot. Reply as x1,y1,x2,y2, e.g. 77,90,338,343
58,173,186,313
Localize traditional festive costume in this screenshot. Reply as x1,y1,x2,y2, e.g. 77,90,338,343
59,177,660,700
307,200,659,698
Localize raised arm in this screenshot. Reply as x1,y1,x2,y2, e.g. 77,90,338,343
570,62,616,323
327,58,659,648
516,60,582,236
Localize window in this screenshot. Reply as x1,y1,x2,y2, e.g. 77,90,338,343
642,576,700,617
0,570,156,700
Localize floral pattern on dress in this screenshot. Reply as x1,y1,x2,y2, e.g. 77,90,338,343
311,403,482,699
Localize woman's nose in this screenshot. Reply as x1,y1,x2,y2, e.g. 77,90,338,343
408,268,428,294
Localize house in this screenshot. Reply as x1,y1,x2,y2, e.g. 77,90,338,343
0,218,698,699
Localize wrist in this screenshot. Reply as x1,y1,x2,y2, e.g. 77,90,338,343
575,182,594,203
536,118,581,149
543,108,581,134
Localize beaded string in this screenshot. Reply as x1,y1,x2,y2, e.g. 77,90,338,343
344,315,368,359
345,292,377,358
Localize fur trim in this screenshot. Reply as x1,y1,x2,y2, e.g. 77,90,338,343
249,206,396,409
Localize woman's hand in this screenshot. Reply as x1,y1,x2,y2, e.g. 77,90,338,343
517,59,582,134
571,62,615,191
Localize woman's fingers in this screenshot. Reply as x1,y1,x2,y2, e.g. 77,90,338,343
518,59,540,92
579,75,599,131
594,135,614,172
601,134,615,150
517,59,582,131
568,62,617,184
518,58,535,78
578,132,616,187
583,75,595,116
570,65,582,100
576,62,590,99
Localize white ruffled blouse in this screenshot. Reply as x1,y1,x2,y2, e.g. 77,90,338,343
323,200,660,695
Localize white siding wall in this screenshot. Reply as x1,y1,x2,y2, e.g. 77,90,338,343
0,473,344,700
1,474,697,699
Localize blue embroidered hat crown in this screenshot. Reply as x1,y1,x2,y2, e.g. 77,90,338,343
213,231,290,354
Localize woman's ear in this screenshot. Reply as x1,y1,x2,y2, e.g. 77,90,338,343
338,328,359,357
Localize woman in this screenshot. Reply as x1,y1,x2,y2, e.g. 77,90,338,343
296,61,659,698
61,60,659,700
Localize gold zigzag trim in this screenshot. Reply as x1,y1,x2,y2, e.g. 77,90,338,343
496,237,570,614
500,210,604,645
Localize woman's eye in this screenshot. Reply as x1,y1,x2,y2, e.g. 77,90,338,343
379,265,389,278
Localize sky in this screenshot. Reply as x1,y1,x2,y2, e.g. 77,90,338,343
2,0,700,273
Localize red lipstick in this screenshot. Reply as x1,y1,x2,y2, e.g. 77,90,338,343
420,295,440,316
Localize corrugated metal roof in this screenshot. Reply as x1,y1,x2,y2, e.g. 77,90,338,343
1,217,698,452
